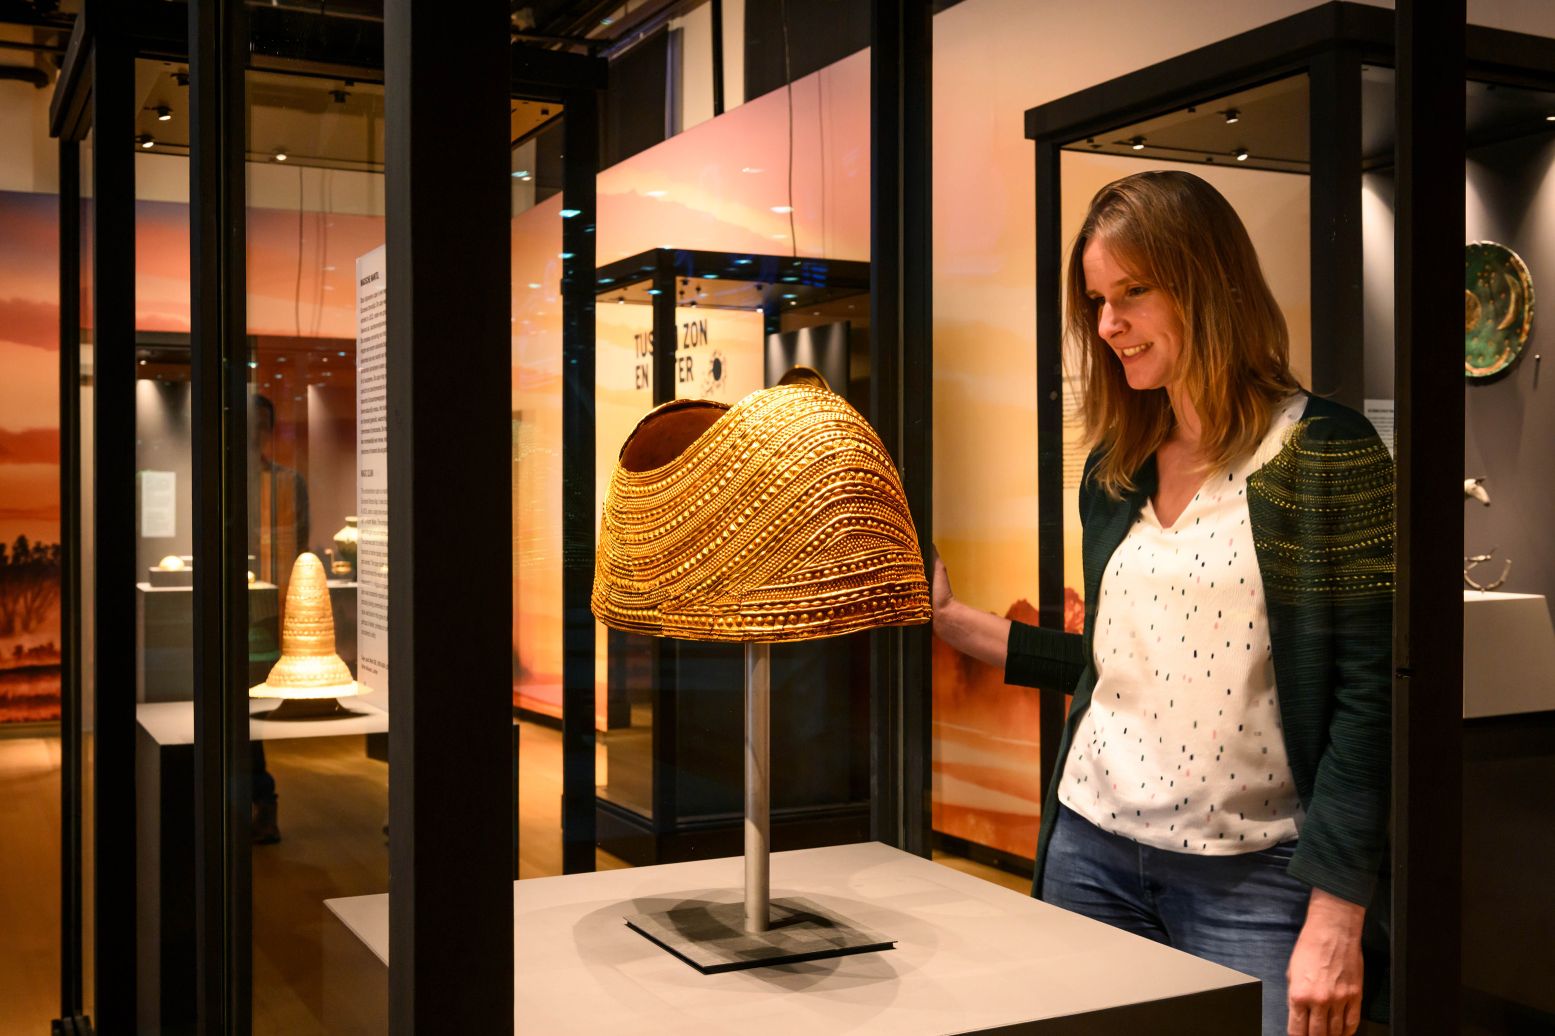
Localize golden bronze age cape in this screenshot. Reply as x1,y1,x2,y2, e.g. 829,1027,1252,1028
593,384,931,643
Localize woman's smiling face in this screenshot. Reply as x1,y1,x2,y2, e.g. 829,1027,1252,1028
1083,237,1185,392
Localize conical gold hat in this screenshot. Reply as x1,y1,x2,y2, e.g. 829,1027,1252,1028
593,384,931,642
250,552,360,699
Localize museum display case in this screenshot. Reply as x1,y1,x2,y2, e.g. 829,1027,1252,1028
585,248,877,864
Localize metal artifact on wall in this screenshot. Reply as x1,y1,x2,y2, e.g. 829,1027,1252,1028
1465,241,1535,379
1462,476,1511,591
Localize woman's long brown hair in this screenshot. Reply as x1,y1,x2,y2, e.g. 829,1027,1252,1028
1066,170,1302,498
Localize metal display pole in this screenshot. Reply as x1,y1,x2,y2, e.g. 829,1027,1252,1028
744,643,771,933
625,639,892,972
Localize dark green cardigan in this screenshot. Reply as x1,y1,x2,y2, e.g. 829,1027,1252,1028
1005,394,1394,1007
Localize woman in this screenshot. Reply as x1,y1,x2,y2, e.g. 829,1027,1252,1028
933,170,1392,1036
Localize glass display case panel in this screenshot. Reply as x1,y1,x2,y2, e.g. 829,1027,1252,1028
930,72,1315,874
80,126,96,1026
591,289,767,822
0,66,91,1036
1056,70,1314,639
241,59,388,1035
126,54,201,1033
587,249,873,863
509,113,580,875
514,36,873,875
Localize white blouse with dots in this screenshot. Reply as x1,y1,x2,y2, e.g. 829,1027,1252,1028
1060,394,1308,854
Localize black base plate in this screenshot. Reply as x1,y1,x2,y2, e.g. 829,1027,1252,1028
625,895,893,974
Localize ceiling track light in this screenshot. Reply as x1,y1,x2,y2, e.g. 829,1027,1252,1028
137,133,154,149
1129,136,1146,150
1234,148,1250,162
1223,108,1241,124
154,104,172,122
273,148,288,162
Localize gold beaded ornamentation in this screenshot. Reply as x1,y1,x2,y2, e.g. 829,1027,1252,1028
593,385,931,642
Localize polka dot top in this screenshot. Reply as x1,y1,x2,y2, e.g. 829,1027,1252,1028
1060,394,1307,854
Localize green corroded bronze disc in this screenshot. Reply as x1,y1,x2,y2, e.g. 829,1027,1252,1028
1464,241,1534,378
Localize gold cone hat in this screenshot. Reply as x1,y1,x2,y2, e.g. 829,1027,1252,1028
250,552,360,699
593,384,931,642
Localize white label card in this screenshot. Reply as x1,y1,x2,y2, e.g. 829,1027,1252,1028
356,245,389,695
139,470,177,539
1363,399,1395,458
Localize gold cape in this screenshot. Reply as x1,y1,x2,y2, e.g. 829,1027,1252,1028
593,384,931,642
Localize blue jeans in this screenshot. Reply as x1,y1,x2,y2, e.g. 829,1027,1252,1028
1042,804,1309,1036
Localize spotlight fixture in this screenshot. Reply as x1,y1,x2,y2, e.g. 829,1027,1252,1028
173,72,189,88
273,148,288,162
1129,136,1146,150
1234,148,1249,162
1223,108,1241,124
771,204,794,213
155,105,172,122
1546,114,1555,122
137,134,154,149
330,89,349,104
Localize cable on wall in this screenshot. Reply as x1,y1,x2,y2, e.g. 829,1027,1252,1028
780,0,797,258
295,164,305,340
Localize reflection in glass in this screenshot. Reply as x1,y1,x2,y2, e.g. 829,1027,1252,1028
239,63,388,1035
79,126,96,1026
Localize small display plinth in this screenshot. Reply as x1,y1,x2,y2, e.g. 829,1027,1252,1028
624,895,893,974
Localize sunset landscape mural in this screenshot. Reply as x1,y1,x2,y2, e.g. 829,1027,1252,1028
0,183,390,724
0,190,63,724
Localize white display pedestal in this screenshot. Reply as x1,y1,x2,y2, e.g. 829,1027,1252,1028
1462,591,1555,717
324,841,1259,1034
